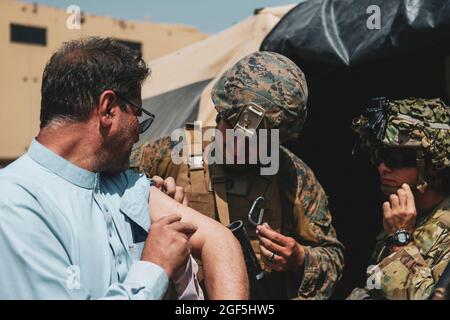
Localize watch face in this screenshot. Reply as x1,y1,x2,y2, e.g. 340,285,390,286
395,230,410,245
397,233,407,244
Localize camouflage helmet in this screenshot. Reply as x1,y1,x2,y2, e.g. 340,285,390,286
352,97,450,192
211,51,308,144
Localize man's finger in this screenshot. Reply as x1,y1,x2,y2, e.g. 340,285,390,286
390,194,400,210
168,221,198,236
163,177,177,197
258,235,285,255
152,176,164,189
403,183,416,212
397,188,407,208
382,201,392,217
182,195,189,206
260,246,282,270
257,224,288,246
260,244,281,264
157,213,182,225
173,186,185,204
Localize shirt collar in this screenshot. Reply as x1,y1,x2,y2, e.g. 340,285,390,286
27,139,97,189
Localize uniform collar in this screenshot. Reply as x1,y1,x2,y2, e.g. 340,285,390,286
27,139,97,189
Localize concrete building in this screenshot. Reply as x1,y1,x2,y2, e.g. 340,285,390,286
0,0,207,166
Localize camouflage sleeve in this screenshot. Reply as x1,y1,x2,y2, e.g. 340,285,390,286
369,240,450,300
130,136,180,178
280,147,345,299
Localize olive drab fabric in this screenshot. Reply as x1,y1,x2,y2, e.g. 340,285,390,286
211,51,308,145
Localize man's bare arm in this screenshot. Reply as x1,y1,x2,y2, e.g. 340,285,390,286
148,186,249,299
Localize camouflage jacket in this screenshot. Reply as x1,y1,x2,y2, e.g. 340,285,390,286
130,136,344,300
350,197,450,300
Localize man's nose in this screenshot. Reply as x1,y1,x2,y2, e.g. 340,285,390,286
378,162,392,174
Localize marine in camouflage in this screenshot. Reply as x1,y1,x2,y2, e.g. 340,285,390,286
130,51,344,299
349,97,450,300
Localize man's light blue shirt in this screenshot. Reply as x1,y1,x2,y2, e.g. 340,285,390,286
0,139,169,299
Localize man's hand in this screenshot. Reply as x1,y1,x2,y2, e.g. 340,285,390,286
152,176,189,205
383,183,417,236
257,223,305,272
141,214,197,279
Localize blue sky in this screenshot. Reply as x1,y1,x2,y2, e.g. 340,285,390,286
24,0,298,34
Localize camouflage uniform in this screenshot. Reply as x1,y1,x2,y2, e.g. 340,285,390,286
350,98,450,300
131,52,344,299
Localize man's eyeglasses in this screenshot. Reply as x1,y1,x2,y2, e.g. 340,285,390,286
374,147,417,168
116,93,155,134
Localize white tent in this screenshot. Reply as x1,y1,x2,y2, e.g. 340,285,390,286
137,4,296,146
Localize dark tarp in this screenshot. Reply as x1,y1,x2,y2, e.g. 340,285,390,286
262,0,450,70
262,0,450,298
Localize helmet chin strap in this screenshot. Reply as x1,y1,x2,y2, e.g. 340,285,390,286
380,149,428,195
415,149,428,194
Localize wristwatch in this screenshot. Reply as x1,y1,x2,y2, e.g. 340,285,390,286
385,229,411,247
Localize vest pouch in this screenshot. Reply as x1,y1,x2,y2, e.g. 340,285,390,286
186,192,216,219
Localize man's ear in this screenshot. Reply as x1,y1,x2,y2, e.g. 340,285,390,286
98,90,119,130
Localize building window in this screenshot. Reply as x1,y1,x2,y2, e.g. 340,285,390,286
10,23,47,46
115,39,142,55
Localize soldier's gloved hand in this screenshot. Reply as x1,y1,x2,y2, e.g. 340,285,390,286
257,223,305,272
382,183,417,237
152,176,189,206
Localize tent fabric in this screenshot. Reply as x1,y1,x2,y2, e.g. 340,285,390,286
139,4,297,143
137,80,211,148
261,0,450,68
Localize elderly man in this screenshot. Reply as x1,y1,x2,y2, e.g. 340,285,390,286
0,37,247,299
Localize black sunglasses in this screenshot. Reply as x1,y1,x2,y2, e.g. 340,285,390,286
116,93,155,134
374,147,417,168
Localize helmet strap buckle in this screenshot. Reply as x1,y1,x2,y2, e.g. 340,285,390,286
234,103,265,138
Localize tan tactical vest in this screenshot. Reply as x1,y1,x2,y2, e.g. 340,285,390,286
175,126,284,273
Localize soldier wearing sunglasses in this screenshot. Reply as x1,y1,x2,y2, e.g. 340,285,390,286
349,97,450,299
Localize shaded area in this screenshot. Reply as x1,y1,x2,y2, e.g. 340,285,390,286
262,0,450,298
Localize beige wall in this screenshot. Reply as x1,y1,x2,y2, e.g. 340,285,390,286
0,0,207,160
